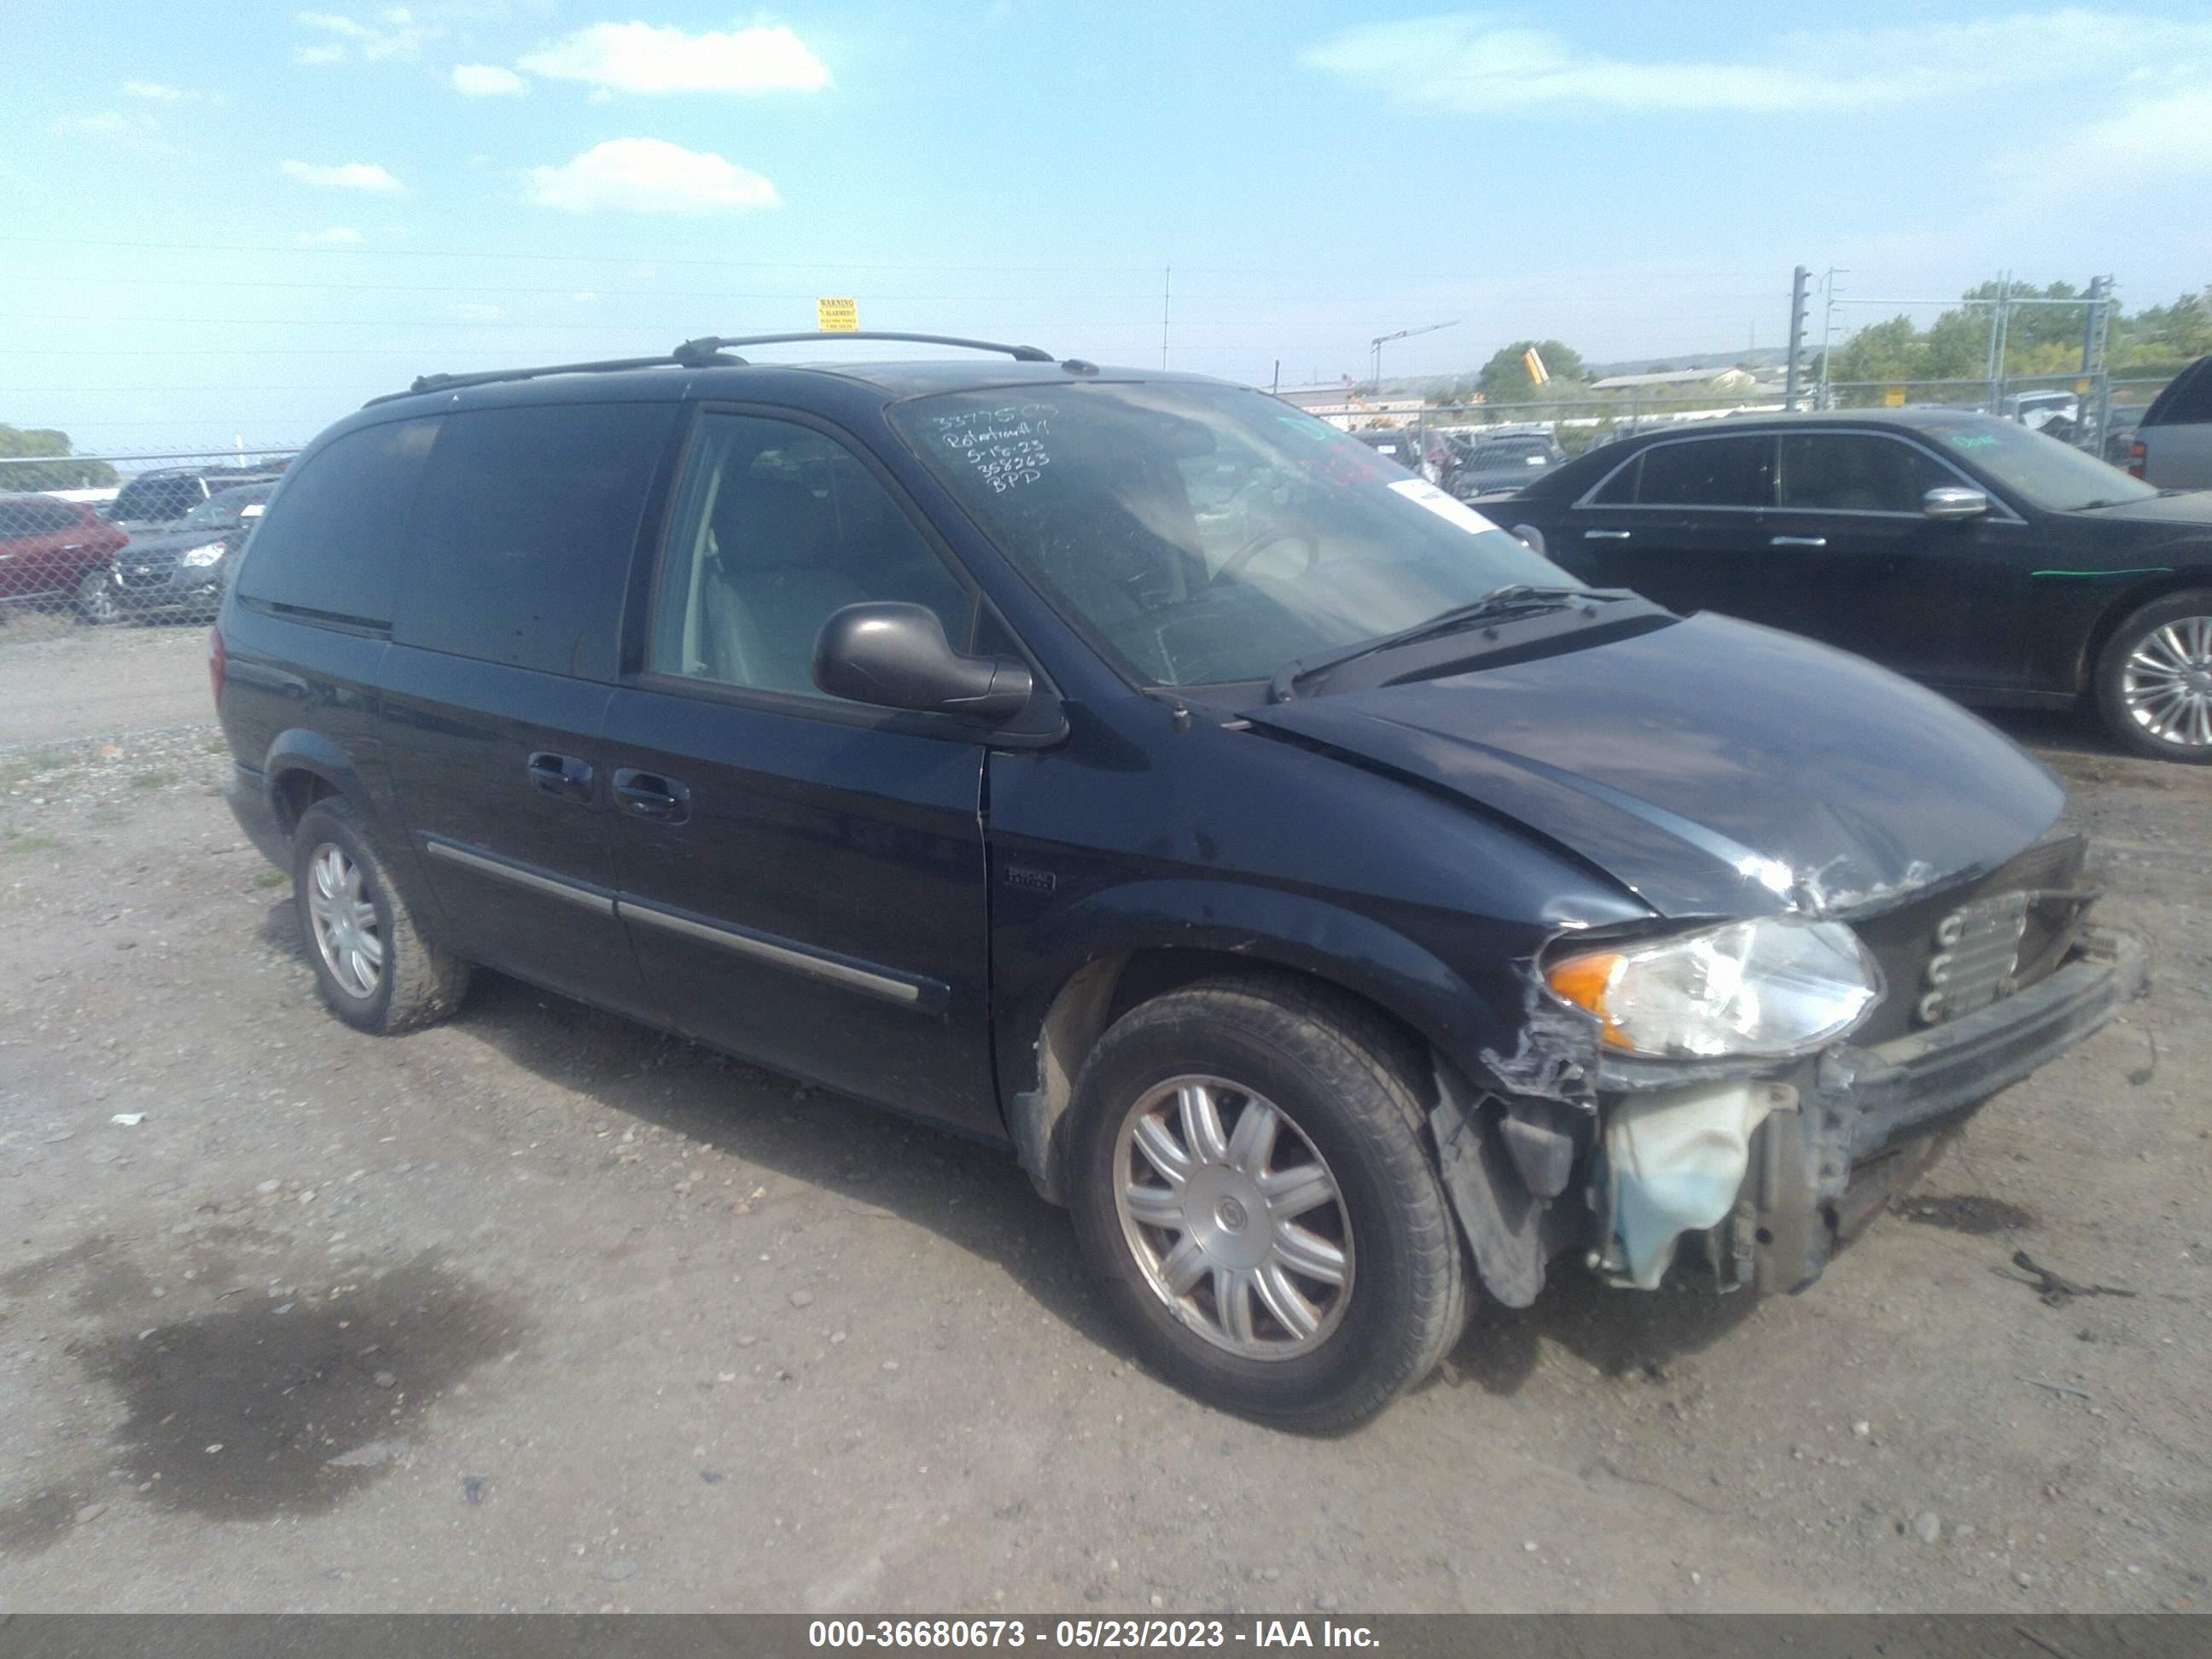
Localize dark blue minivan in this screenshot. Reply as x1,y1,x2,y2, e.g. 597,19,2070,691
215,334,2143,1428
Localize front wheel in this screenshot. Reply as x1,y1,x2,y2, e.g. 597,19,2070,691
1066,975,1466,1431
74,568,123,626
2094,589,2212,762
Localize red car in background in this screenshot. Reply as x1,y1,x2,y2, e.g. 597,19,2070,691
0,495,131,621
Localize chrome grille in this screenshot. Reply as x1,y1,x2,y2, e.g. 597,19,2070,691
1915,889,2029,1026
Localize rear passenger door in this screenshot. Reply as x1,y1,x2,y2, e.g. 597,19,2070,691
380,399,678,1019
598,409,1001,1136
1764,430,2030,690
1556,434,1778,622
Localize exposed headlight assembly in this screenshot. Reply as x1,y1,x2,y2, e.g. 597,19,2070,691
179,543,227,568
1545,917,1882,1060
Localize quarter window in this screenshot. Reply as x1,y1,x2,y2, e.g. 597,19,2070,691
1633,436,1774,508
1778,434,1953,514
235,419,439,626
649,413,971,701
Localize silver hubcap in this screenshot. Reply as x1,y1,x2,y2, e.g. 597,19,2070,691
1113,1075,1353,1360
2123,615,2212,748
306,843,383,999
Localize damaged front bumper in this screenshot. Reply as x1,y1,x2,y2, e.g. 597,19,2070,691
1728,926,2147,1294
1436,928,2147,1306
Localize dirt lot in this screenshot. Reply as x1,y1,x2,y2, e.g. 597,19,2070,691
1,624,2207,1615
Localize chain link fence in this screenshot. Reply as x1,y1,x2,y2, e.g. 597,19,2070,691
0,446,298,638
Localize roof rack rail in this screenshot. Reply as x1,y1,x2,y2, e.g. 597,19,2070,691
671,331,1053,365
365,330,1057,409
361,349,744,408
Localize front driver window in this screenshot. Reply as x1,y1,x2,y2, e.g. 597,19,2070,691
650,414,973,700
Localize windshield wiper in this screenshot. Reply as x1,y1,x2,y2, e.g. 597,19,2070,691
1266,585,1630,703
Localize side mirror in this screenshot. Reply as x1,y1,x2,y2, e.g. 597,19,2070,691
813,602,1034,724
1923,486,1989,521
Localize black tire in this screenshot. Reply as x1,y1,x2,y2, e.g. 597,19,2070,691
74,568,122,626
292,797,470,1033
1065,975,1466,1431
2093,588,2212,763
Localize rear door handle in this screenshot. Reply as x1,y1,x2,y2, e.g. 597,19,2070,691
1770,535,1827,548
527,751,595,804
1583,529,1632,541
613,767,691,824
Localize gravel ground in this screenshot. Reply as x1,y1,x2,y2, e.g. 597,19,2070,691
0,629,2206,1614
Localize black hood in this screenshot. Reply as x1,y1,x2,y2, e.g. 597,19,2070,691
1248,613,2064,919
120,525,234,556
2071,490,2212,528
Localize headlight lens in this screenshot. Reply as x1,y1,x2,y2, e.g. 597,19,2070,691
180,542,226,568
1545,917,1881,1059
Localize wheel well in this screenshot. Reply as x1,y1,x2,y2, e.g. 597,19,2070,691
2079,575,2212,692
271,767,336,835
1010,946,1436,1204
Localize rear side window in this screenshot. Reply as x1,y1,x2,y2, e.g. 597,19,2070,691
1588,453,1640,504
1778,434,1953,513
1635,435,1774,508
235,418,439,626
2141,358,2212,427
394,402,676,679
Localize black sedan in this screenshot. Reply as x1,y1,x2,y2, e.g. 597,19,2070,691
1480,409,2212,761
90,483,272,624
1447,431,1567,501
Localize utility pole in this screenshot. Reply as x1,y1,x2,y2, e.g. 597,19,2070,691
2079,275,2107,374
1784,265,1811,410
1160,266,1171,370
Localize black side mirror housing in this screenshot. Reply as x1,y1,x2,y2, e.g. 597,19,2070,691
813,602,1035,725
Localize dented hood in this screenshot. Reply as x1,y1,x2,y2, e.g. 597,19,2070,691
1247,612,2064,919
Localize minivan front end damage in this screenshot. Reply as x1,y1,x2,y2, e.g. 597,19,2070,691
1434,865,2147,1308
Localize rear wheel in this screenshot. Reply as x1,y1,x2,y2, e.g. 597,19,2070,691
1065,975,1466,1430
2094,589,2212,762
292,797,469,1033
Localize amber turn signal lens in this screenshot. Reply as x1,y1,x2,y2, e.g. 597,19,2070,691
1545,951,1635,1047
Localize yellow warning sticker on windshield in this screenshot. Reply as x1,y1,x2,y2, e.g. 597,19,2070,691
1388,478,1498,536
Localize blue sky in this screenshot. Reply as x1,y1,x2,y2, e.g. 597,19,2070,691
5,3,2211,451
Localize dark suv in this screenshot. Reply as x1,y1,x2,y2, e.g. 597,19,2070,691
107,464,284,534
216,334,2145,1429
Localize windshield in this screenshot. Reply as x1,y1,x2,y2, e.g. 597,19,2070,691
891,381,1574,686
175,492,248,532
1933,417,2158,511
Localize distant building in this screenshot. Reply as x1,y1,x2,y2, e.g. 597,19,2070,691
1272,385,1428,430
1586,366,1757,393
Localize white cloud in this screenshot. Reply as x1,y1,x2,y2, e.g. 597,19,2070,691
280,158,406,192
1302,10,2212,114
297,226,364,245
51,109,174,154
524,138,782,214
121,79,185,102
446,301,508,320
295,7,440,65
572,289,600,303
2016,83,2212,195
518,20,830,94
452,62,527,96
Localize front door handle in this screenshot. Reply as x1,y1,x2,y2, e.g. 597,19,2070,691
1583,528,1632,541
1770,535,1828,548
613,767,691,824
527,751,595,804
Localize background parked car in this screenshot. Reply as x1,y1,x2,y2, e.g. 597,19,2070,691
2129,354,2212,489
1350,425,1451,484
1447,431,1569,501
1477,409,2212,760
0,493,130,620
103,463,285,534
86,482,272,625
